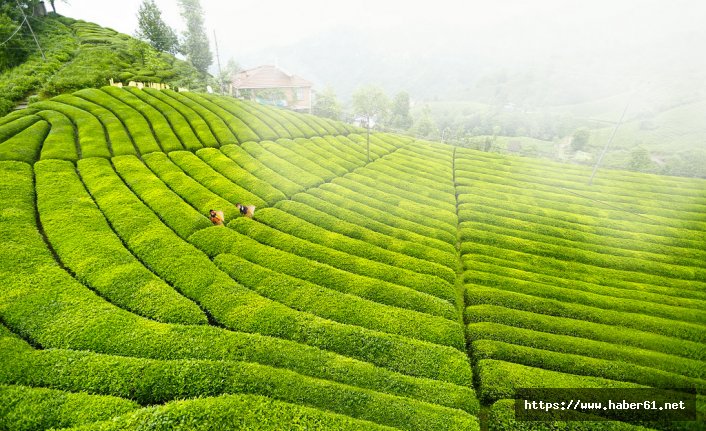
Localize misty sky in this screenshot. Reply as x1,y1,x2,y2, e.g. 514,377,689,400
59,0,705,69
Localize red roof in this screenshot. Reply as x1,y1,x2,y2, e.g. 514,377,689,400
232,65,312,89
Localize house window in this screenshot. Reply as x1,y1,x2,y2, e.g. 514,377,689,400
296,88,305,101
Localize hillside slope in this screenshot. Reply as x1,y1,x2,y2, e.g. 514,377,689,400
0,14,208,117
0,88,704,430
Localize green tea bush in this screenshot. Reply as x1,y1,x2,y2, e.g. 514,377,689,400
0,120,49,163
0,384,138,431
35,159,207,324
230,216,455,300
125,87,203,151
242,140,322,188
311,182,457,243
290,137,358,173
101,87,183,151
271,138,345,176
253,207,457,282
162,90,237,145
476,359,641,403
465,305,705,361
0,334,478,425
37,110,78,161
168,151,266,208
240,99,305,138
213,253,464,348
189,226,457,320
74,89,161,154
313,136,366,166
220,143,304,196
471,340,704,391
197,148,285,204
467,322,705,380
63,394,470,431
463,270,706,324
30,100,115,158
143,152,238,220
280,196,458,261
112,155,212,238
0,114,40,143
332,175,458,230
460,227,706,283
201,93,279,141
79,158,469,382
273,106,319,137
182,92,259,143
142,88,218,147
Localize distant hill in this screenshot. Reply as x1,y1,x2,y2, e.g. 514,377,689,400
0,13,210,117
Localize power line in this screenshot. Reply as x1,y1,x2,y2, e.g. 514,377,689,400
0,20,24,46
14,0,45,60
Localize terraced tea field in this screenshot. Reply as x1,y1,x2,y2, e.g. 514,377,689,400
0,87,704,430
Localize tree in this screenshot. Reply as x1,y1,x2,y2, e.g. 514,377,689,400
135,0,179,54
312,86,341,120
177,0,212,73
570,127,590,152
216,57,240,94
389,91,412,130
628,146,653,172
410,104,438,139
352,86,389,162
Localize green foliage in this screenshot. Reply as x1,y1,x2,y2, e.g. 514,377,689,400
313,86,341,120
35,159,208,324
0,119,48,163
627,145,655,172
189,227,458,321
177,0,212,73
135,0,179,54
37,109,77,160
391,91,413,130
570,127,590,152
0,384,139,431
352,85,390,129
220,143,304,196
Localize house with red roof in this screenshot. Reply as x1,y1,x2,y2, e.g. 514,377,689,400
231,65,313,113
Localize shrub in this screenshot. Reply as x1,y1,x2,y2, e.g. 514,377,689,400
464,305,705,361
0,384,138,431
36,159,208,324
242,140,323,188
37,110,78,161
289,137,356,174
74,88,161,155
201,93,279,141
471,340,704,391
168,151,266,208
162,90,237,145
265,138,339,179
101,87,183,151
476,359,641,404
0,120,49,163
124,86,203,151
310,182,457,243
0,114,40,143
254,207,457,282
196,148,285,204
212,253,464,348
312,136,365,167
467,322,705,380
78,158,470,383
272,106,318,137
142,88,218,148
240,98,305,138
181,92,259,143
112,155,212,238
220,143,304,196
189,226,457,320
143,152,238,220
464,270,705,324
281,195,458,260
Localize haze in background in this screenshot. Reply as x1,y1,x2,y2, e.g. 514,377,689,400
60,0,705,147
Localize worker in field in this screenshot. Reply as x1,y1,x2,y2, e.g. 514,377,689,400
209,209,224,225
236,203,255,218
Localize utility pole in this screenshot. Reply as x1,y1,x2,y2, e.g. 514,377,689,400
213,29,223,94
15,0,45,61
588,101,630,185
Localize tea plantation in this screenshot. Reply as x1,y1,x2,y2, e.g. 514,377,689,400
0,87,704,430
